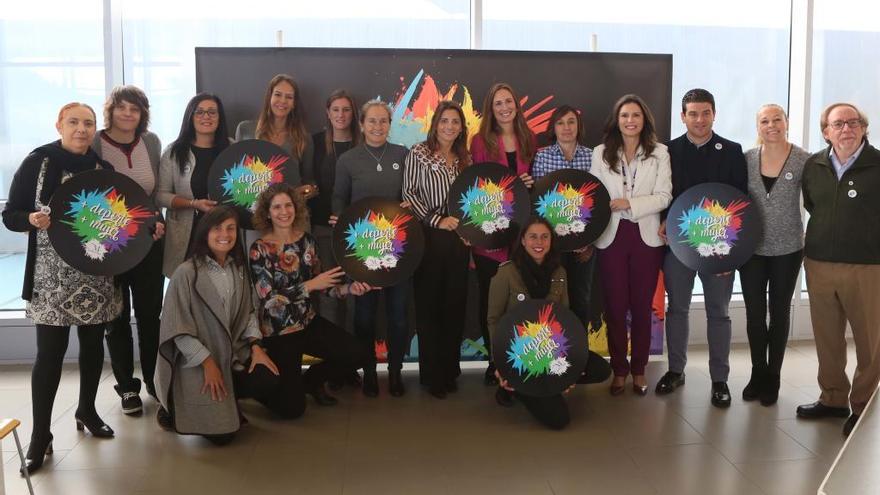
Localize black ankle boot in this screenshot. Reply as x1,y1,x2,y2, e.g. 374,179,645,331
742,367,765,401
760,373,780,406
21,433,53,476
388,370,405,397
363,370,379,397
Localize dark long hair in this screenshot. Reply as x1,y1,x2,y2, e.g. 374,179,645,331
544,104,586,145
188,206,246,268
601,94,657,174
510,216,561,274
426,100,471,171
477,82,535,163
323,89,360,156
170,93,230,174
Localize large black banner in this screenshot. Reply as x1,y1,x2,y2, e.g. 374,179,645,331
195,47,672,148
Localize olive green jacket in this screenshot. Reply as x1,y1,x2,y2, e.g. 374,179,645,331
486,261,569,341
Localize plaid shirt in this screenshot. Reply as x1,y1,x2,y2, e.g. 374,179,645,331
531,143,593,179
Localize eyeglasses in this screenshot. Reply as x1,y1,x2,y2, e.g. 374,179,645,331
194,109,218,118
828,119,863,130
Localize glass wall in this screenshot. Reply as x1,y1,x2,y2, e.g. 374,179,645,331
121,0,471,144
0,3,105,309
482,0,791,148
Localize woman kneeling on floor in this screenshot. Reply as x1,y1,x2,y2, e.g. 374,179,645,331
155,206,281,445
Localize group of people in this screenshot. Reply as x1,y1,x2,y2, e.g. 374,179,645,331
3,73,878,474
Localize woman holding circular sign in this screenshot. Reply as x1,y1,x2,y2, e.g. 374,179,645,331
3,103,122,474
92,85,165,415
738,104,808,406
156,93,231,277
402,100,472,399
332,100,410,397
487,217,611,429
592,94,672,396
250,183,370,411
531,104,601,353
235,74,316,208
470,82,537,386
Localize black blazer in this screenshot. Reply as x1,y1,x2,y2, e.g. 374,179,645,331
665,132,748,209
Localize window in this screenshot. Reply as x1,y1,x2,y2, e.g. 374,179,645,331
0,3,104,310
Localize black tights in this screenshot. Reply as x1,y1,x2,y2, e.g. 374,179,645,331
31,324,105,444
738,250,803,375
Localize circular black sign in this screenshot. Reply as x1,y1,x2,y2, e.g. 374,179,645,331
447,162,530,249
667,183,762,274
48,169,158,276
492,299,589,397
332,197,425,288
207,139,298,230
531,169,612,252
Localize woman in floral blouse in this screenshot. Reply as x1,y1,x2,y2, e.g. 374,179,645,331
249,183,369,411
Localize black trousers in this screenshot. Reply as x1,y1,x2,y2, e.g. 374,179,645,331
258,316,367,418
562,252,599,328
473,253,501,366
414,228,470,388
106,240,164,397
738,250,803,375
516,393,570,430
31,323,105,444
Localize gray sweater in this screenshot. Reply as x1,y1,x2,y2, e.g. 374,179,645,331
332,143,408,213
744,145,810,256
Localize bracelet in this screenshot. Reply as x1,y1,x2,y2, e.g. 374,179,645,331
190,198,196,208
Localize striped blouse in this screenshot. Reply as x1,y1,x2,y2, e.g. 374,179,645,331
402,141,462,229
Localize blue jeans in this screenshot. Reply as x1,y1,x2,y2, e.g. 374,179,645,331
354,282,410,371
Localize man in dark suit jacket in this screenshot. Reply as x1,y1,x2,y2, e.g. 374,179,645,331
655,89,747,408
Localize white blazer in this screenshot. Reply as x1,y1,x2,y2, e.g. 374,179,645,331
592,143,672,249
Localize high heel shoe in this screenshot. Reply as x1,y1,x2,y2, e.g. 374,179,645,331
632,375,648,396
74,413,114,438
609,376,626,396
20,434,53,476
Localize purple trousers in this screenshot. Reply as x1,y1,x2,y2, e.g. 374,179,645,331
598,221,664,377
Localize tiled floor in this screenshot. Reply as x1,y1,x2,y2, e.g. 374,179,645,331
0,341,855,495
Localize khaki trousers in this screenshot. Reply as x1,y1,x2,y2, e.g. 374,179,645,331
804,258,880,414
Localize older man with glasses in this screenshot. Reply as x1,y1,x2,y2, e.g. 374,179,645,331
797,102,880,437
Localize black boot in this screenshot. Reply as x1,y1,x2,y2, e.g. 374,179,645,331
760,373,780,406
362,370,379,397
307,383,339,406
388,370,405,397
742,367,765,401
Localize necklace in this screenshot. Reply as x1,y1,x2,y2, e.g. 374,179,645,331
365,143,388,172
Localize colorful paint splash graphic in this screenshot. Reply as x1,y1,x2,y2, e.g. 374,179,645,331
507,304,572,381
388,69,556,148
64,188,151,261
221,154,287,211
677,197,749,257
345,210,411,271
535,181,599,236
459,175,516,234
